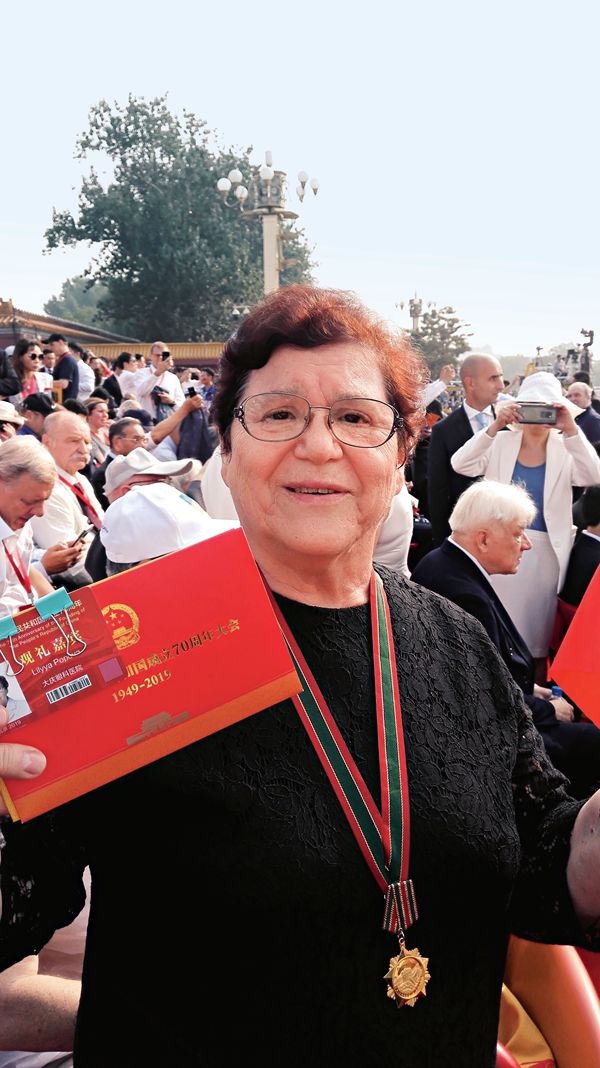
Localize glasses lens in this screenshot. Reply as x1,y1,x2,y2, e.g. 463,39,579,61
241,394,310,441
329,398,396,447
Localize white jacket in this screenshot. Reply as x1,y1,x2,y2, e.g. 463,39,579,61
451,427,600,588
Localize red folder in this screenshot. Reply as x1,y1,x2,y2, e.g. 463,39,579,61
0,528,300,821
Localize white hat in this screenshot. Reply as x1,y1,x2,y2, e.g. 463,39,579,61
516,372,584,415
100,482,239,563
0,401,24,428
104,447,193,497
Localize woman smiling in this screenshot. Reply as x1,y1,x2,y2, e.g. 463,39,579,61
0,288,600,1068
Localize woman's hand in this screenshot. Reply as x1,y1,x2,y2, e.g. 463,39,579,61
553,403,578,437
486,402,522,437
0,708,46,816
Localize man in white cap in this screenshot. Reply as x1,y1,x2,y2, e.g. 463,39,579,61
0,401,25,442
85,448,197,582
100,481,238,576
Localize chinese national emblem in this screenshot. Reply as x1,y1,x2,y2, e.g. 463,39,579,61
384,942,430,1008
102,604,141,650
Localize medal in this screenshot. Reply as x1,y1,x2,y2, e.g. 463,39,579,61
385,939,430,1008
268,570,430,1007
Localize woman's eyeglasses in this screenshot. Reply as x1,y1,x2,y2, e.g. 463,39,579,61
233,393,403,448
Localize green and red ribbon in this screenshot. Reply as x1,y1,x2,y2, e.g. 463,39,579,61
268,570,418,936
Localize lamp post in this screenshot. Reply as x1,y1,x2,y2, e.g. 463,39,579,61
395,294,435,333
217,152,319,295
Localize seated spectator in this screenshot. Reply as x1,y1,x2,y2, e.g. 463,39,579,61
566,381,600,444
91,417,148,511
61,399,88,418
0,402,25,442
85,448,195,582
9,340,50,404
411,479,600,798
18,394,57,440
100,481,238,576
560,485,600,606
0,438,85,613
83,398,110,468
30,412,104,589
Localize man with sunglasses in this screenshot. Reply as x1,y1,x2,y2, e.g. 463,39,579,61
132,341,184,420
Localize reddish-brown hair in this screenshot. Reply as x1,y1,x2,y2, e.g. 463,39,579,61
212,285,427,458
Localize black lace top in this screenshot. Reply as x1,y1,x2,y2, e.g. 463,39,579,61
0,569,596,1068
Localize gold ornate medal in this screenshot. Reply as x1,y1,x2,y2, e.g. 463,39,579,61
384,941,430,1008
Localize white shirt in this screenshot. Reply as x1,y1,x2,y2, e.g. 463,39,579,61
77,360,96,402
117,369,139,400
463,401,495,435
0,516,34,618
422,379,449,407
448,537,493,584
30,467,104,582
131,367,185,418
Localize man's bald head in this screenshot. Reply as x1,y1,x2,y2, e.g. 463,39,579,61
42,411,91,476
460,354,504,410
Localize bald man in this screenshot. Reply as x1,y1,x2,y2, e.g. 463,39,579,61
427,353,504,545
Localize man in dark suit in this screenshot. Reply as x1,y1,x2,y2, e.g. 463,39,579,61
561,485,600,606
427,353,504,545
412,479,600,798
92,417,148,510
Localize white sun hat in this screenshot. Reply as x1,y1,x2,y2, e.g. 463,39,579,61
100,481,239,563
516,372,585,416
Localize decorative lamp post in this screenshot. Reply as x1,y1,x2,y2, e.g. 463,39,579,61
395,294,428,333
217,151,319,295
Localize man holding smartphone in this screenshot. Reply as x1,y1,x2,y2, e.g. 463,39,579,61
131,342,185,420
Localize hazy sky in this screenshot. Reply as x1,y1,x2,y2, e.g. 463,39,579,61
2,0,598,356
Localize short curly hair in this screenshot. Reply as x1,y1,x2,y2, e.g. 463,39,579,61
211,285,427,460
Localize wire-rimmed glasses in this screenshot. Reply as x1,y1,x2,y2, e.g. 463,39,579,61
233,393,403,448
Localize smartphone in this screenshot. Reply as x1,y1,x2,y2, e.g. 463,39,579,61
518,403,558,425
70,526,95,547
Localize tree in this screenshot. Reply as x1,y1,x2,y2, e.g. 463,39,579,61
44,275,114,328
411,306,473,378
44,96,315,341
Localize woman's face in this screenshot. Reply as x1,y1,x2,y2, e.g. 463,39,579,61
23,346,42,372
88,403,109,430
221,342,403,569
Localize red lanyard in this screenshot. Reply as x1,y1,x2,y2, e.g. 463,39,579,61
58,476,102,530
4,543,33,600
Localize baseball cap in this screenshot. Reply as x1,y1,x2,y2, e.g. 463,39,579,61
21,393,57,416
0,402,24,428
100,482,239,563
104,447,193,498
42,333,66,344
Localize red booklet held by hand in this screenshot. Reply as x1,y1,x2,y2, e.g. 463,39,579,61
0,528,300,822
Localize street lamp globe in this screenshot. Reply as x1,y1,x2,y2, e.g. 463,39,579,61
259,164,274,181
228,169,243,186
217,177,231,196
309,177,320,195
235,185,249,202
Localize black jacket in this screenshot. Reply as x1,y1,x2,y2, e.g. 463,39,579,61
102,374,123,410
91,454,113,513
411,539,558,729
560,531,600,606
427,406,477,545
0,351,24,399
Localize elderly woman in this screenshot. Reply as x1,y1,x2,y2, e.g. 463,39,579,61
1,289,600,1068
451,371,600,659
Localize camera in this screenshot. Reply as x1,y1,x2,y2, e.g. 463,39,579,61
518,403,558,425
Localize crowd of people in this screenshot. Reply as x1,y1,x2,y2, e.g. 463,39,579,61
0,293,599,1066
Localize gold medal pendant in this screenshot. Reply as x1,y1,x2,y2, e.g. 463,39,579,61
384,940,430,1008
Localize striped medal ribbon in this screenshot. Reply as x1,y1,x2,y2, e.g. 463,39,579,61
268,571,430,1007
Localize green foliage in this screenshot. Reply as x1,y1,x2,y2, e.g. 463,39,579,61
411,306,473,378
44,275,114,328
44,95,315,341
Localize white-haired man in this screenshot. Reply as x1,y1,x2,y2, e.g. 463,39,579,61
412,479,600,798
131,342,184,420
0,438,87,614
30,411,104,588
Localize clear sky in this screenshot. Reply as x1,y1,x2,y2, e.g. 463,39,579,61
2,0,598,357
